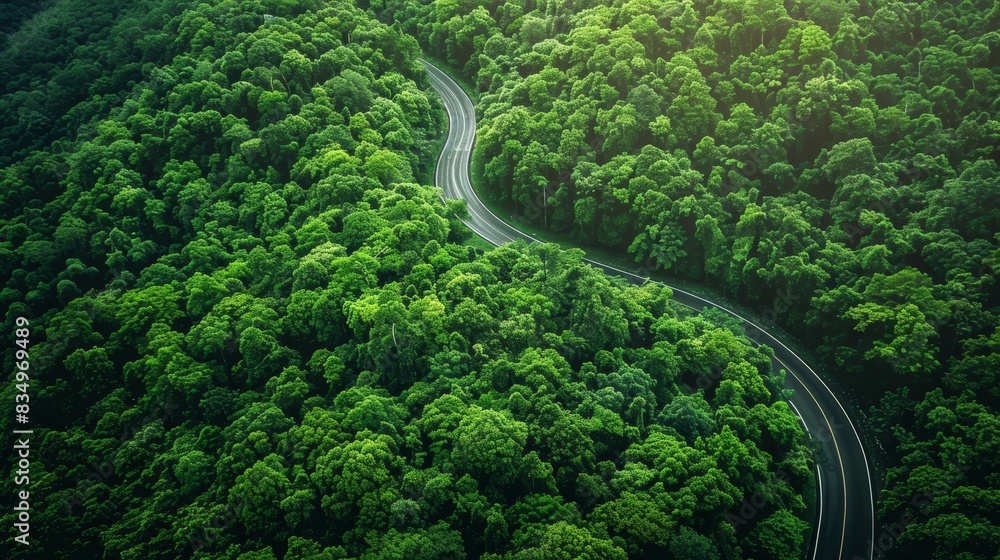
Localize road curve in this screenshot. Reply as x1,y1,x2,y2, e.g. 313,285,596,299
421,59,875,560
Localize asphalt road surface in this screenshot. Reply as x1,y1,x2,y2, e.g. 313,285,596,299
422,58,876,560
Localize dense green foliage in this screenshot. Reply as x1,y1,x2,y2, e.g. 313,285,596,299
375,0,1000,557
0,0,187,165
0,0,55,45
867,329,1000,557
0,1,813,558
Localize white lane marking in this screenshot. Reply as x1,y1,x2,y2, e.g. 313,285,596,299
423,63,540,245
427,66,517,244
790,399,825,560
425,65,516,244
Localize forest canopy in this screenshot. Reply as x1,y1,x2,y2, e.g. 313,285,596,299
1,0,816,558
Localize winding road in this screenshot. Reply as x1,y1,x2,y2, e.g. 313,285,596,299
421,59,876,560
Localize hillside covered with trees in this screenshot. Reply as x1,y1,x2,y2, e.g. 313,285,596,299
1,1,817,559
376,0,1000,558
